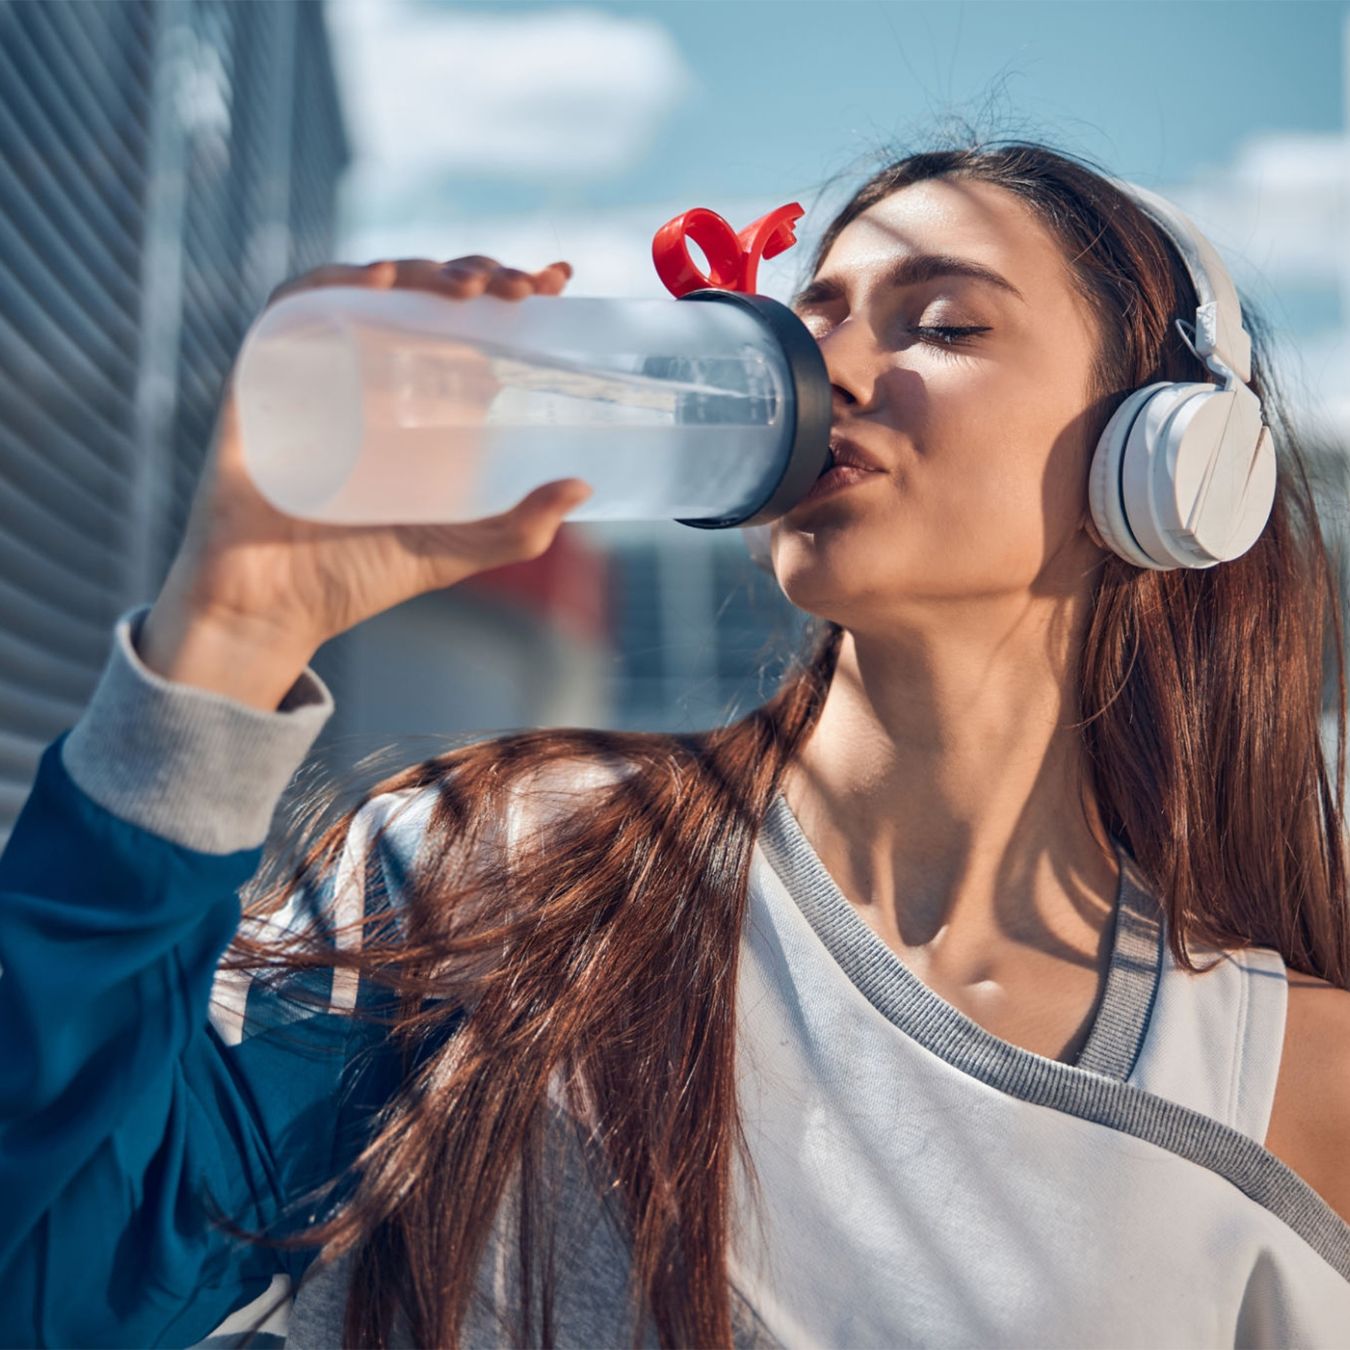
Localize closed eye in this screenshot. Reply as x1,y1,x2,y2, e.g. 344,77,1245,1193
913,324,991,349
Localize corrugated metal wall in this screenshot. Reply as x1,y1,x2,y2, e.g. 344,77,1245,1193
0,0,349,847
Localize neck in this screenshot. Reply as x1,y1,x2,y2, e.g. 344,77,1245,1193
780,594,1119,978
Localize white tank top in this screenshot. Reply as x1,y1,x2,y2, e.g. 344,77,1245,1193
723,792,1348,1348
205,774,1350,1348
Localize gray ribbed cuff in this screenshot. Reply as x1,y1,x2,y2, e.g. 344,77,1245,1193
61,603,336,854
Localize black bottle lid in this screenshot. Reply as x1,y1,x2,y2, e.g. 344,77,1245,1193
672,288,832,529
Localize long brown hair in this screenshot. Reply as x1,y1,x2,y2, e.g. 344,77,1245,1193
214,134,1350,1348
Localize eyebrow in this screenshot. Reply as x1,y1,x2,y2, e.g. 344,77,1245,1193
791,252,1027,309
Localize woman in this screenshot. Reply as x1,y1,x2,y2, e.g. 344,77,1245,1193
2,139,1348,1349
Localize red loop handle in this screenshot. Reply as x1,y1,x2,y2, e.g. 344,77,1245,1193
652,201,804,297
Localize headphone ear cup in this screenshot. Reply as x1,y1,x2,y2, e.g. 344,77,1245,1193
1088,383,1172,569
1118,382,1216,569
1121,381,1273,568
1149,382,1274,565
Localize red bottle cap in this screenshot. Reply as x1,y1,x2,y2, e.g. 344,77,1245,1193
652,201,804,297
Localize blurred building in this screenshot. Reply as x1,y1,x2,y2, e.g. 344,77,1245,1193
0,0,350,846
0,0,809,850
596,520,809,732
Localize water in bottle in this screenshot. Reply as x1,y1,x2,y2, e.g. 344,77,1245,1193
234,285,831,529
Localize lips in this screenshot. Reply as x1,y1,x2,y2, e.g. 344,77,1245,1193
822,435,887,476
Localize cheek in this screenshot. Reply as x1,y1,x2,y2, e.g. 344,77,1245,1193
916,401,1088,573
917,385,1047,507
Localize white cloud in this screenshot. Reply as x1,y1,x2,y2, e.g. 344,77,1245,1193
326,0,694,183
1158,128,1350,440
1266,323,1350,451
1162,132,1350,290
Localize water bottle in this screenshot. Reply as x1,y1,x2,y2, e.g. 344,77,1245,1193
233,285,831,528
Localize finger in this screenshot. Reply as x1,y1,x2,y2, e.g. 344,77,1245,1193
453,480,593,569
265,255,563,318
386,258,491,300
362,259,399,287
438,262,493,298
531,261,573,296
484,266,535,300
444,255,503,274
502,477,593,526
434,256,503,291
337,257,495,301
513,479,594,554
382,258,497,301
497,476,593,528
530,477,592,506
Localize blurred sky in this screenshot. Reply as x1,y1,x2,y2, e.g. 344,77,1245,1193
325,0,1350,434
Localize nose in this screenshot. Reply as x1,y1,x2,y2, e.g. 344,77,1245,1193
814,317,876,415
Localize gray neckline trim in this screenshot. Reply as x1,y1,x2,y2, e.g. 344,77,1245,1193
756,790,1350,1281
759,792,1161,1084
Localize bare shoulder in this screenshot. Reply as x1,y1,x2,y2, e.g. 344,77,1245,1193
1264,968,1350,1225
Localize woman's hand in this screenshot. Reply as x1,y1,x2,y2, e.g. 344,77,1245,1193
140,256,590,710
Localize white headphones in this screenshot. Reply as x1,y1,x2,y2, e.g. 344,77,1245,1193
741,178,1276,574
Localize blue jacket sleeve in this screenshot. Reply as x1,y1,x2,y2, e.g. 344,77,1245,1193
0,605,408,1348
0,729,413,1350
0,733,357,1346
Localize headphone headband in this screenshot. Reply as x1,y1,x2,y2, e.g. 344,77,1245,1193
1108,178,1253,385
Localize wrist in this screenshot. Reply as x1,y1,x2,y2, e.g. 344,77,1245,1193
139,594,320,713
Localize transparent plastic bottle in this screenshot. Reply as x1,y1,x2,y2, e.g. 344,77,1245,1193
233,286,830,528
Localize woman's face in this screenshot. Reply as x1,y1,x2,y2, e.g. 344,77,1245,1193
771,175,1108,632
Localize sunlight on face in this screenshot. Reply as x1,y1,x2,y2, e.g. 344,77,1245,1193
770,176,1105,635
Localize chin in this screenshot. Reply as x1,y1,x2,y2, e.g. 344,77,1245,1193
774,541,892,625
